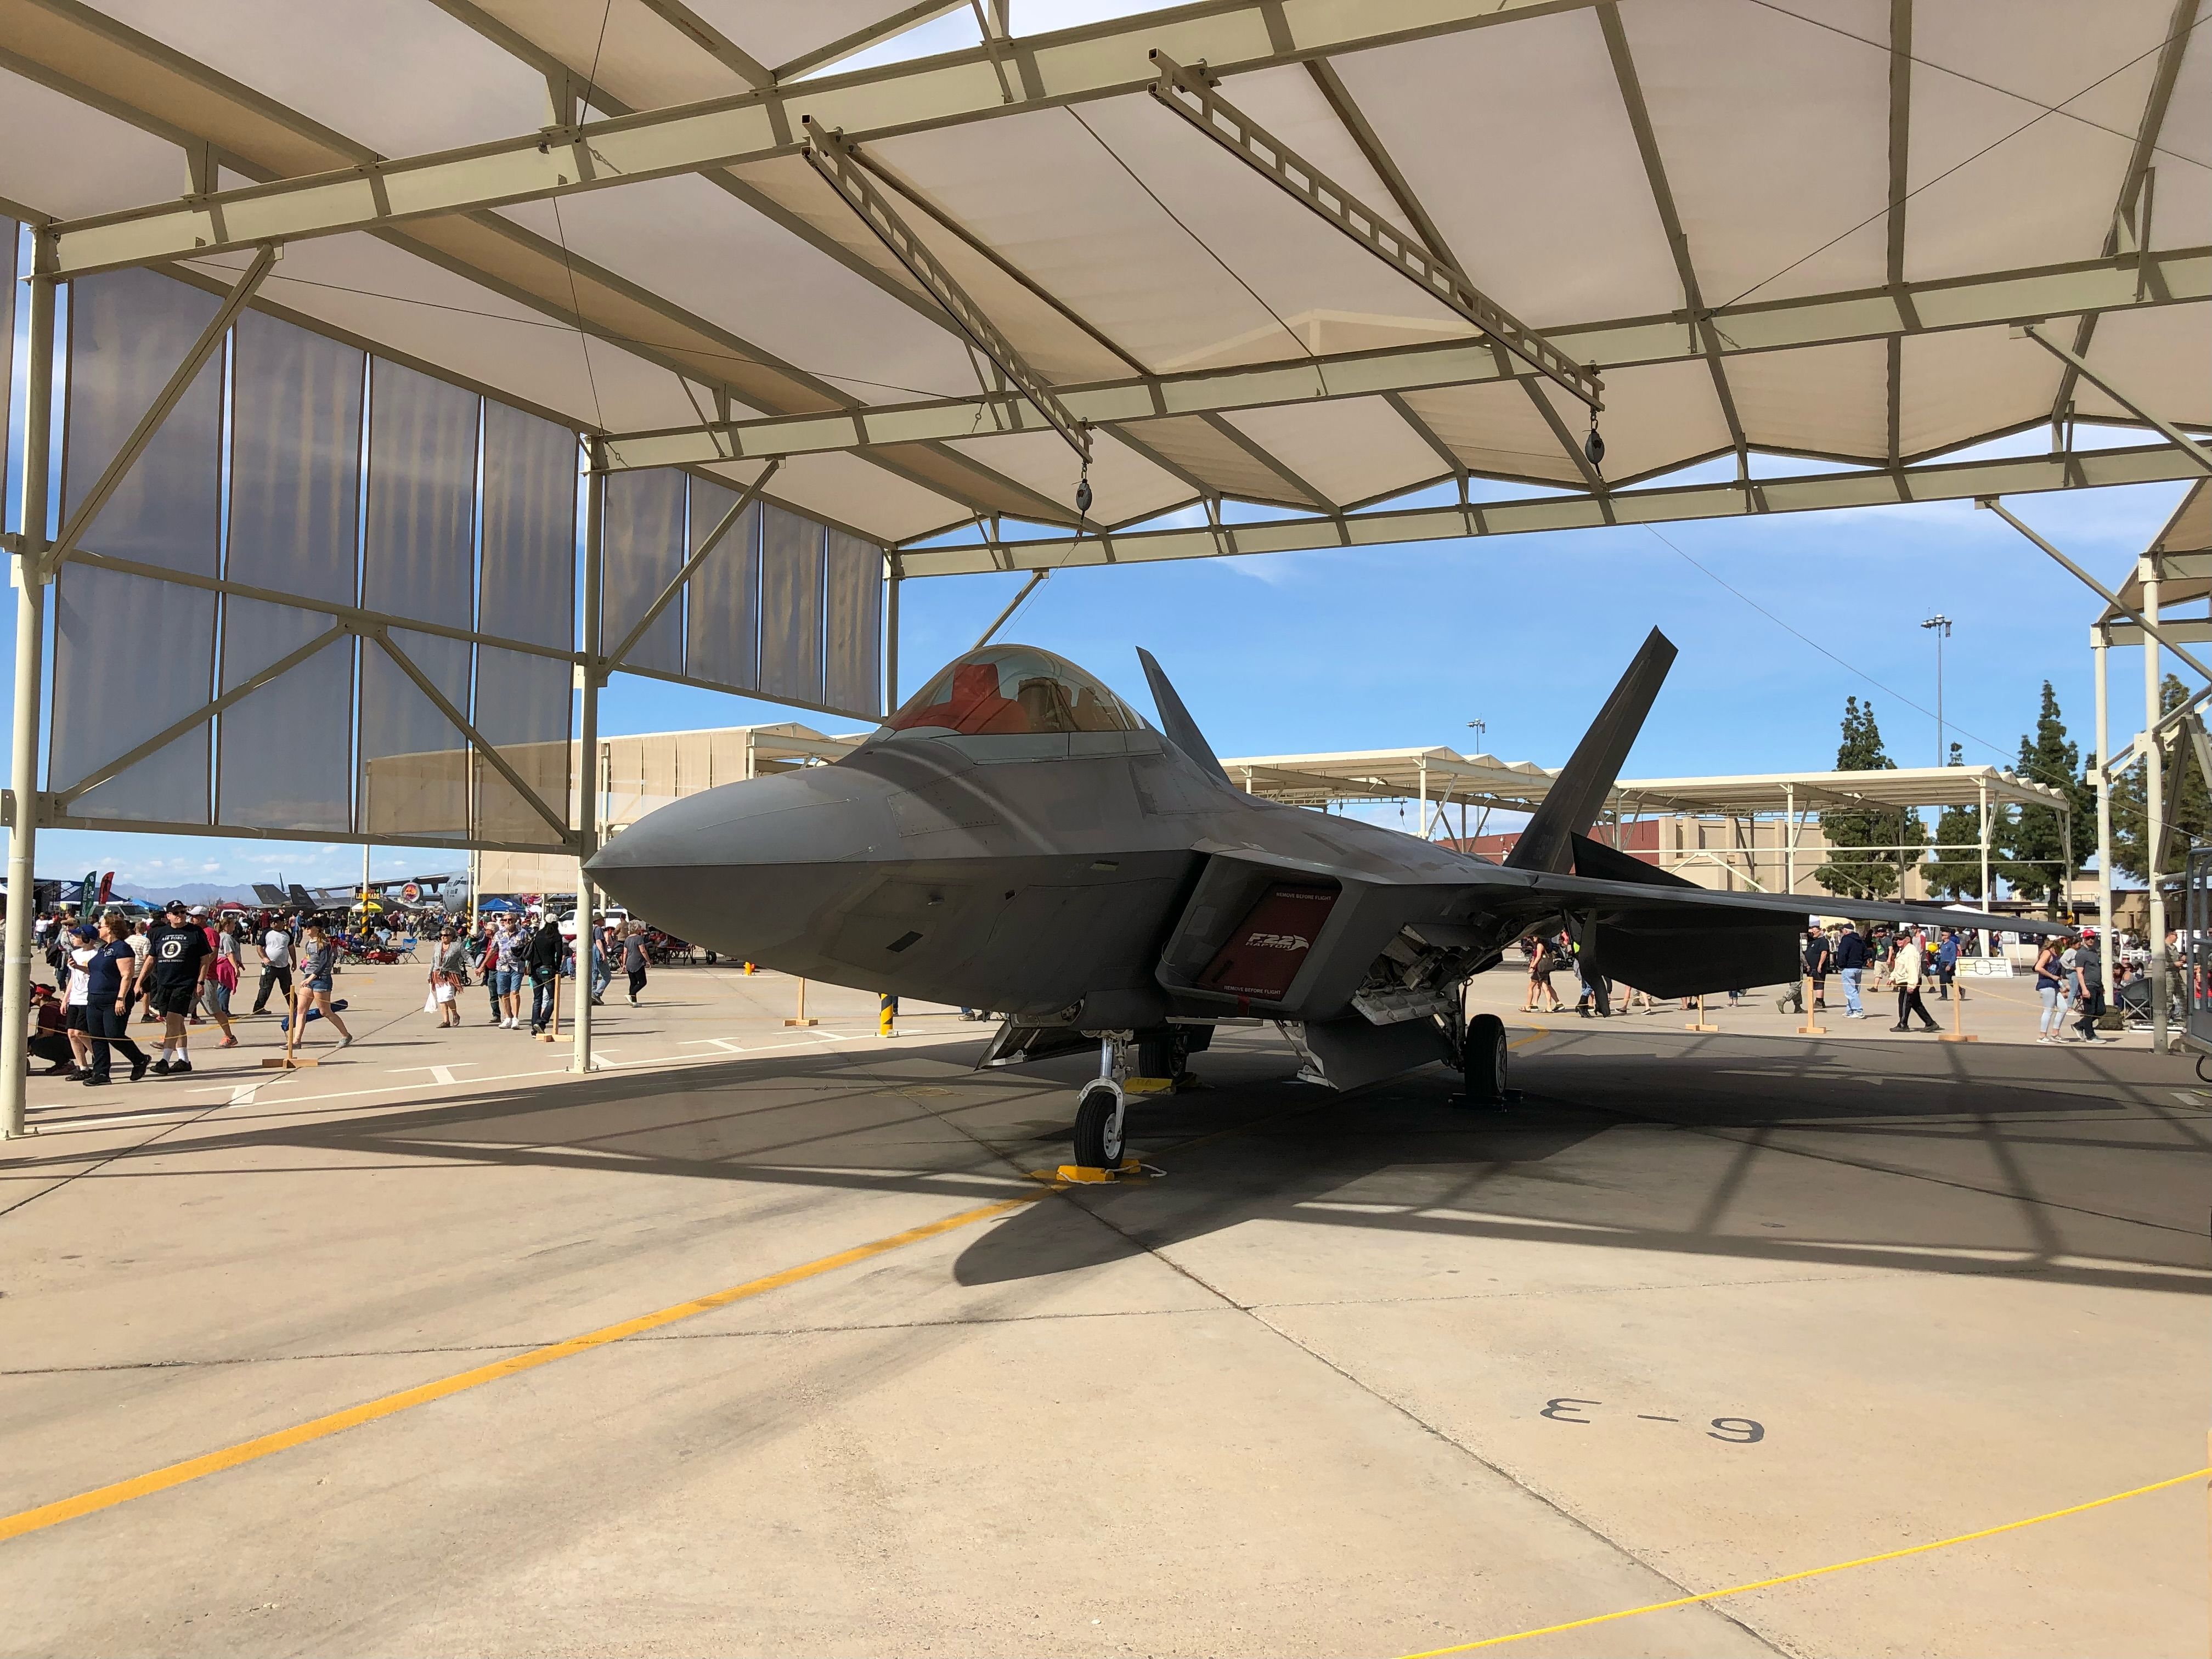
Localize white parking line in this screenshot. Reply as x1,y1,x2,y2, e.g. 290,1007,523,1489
388,1063,479,1087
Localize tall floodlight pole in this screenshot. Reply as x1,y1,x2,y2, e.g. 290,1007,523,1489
1466,718,1487,750
1921,616,1953,765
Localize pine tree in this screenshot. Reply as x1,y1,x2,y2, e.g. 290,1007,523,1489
1814,697,1923,899
2109,672,2212,882
1997,680,2096,909
1923,742,1988,899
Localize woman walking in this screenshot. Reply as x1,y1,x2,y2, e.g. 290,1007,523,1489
2033,934,2069,1043
205,916,242,1048
622,925,650,1004
432,927,469,1029
83,912,150,1085
291,923,354,1049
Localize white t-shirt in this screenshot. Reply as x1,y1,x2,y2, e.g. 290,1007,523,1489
262,928,291,966
67,946,93,1007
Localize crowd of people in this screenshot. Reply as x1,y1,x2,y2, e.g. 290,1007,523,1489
1515,918,2158,1042
22,901,676,1086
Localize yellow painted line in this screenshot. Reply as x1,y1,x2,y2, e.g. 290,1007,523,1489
1393,1464,2212,1655
0,1190,1043,1545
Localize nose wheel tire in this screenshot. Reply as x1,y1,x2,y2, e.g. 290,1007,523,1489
1073,1079,1127,1168
1463,1013,1508,1108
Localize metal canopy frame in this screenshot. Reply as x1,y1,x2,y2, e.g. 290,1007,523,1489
0,0,2204,1142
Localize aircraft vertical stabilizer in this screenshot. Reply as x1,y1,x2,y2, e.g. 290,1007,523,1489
1505,628,1676,873
1136,648,1230,785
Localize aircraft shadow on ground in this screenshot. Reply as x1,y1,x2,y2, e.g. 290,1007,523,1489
21,1032,2204,1300
949,1034,2211,1296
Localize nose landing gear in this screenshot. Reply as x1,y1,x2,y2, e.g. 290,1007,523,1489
1071,1075,1127,1169
1062,1031,1157,1179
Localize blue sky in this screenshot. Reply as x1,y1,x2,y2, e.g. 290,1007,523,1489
3,433,2186,893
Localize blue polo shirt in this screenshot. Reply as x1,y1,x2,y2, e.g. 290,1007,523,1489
86,939,136,1002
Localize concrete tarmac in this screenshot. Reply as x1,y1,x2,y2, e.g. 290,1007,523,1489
0,959,2203,1655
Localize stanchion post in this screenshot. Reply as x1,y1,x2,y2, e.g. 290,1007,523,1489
1798,974,1827,1036
785,977,817,1028
1685,994,1719,1032
1939,978,1978,1043
879,991,898,1037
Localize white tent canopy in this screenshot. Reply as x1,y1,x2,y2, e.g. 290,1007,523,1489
2,0,2204,558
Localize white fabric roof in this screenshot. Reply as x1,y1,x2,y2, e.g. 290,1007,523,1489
3,0,2205,552
1223,749,2071,816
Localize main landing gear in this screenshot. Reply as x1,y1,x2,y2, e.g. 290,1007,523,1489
1460,1011,1516,1109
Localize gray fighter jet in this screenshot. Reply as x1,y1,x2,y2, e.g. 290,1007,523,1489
588,633,2044,1167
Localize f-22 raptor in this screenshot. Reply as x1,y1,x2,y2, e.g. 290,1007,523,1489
588,632,2040,1168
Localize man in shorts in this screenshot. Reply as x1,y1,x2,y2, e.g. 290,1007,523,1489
145,899,214,1075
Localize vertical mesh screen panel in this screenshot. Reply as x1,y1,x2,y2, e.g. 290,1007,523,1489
364,359,477,630
823,529,883,716
50,569,217,823
218,313,363,830
602,469,685,674
682,477,758,692
481,402,576,651
60,269,223,574
50,270,223,824
758,505,824,707
360,362,475,838
213,600,353,833
360,629,472,840
473,647,572,846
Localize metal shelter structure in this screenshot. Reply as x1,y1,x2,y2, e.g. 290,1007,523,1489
0,0,2207,1137
1224,748,2068,902
2032,476,2212,1045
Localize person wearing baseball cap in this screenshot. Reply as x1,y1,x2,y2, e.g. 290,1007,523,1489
144,899,215,1075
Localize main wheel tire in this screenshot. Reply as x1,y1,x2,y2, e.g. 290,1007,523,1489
1136,1029,1186,1080
1072,1082,1126,1167
1464,1013,1508,1107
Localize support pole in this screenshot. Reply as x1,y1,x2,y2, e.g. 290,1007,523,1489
2146,560,2164,1045
1,251,55,1140
1417,760,1428,840
1784,785,1796,895
1977,777,1991,959
573,441,605,1077
2095,629,2113,946
885,555,901,714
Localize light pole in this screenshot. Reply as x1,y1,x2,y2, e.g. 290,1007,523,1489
1920,616,1953,765
1466,718,1486,751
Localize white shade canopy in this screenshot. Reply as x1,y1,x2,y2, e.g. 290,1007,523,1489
3,0,2205,556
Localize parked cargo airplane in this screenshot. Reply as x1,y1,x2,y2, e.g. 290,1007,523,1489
589,633,2048,1166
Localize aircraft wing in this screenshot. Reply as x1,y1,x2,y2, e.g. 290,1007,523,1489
1505,867,2066,937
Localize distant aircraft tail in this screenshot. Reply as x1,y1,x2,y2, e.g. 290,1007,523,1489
1505,628,1676,873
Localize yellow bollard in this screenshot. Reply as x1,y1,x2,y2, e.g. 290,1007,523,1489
879,992,898,1038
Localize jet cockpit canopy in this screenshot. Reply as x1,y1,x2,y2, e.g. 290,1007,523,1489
868,645,1144,745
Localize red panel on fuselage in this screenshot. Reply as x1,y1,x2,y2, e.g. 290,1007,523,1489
1199,884,1338,1000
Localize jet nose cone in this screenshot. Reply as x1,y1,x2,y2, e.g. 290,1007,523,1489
585,766,895,961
